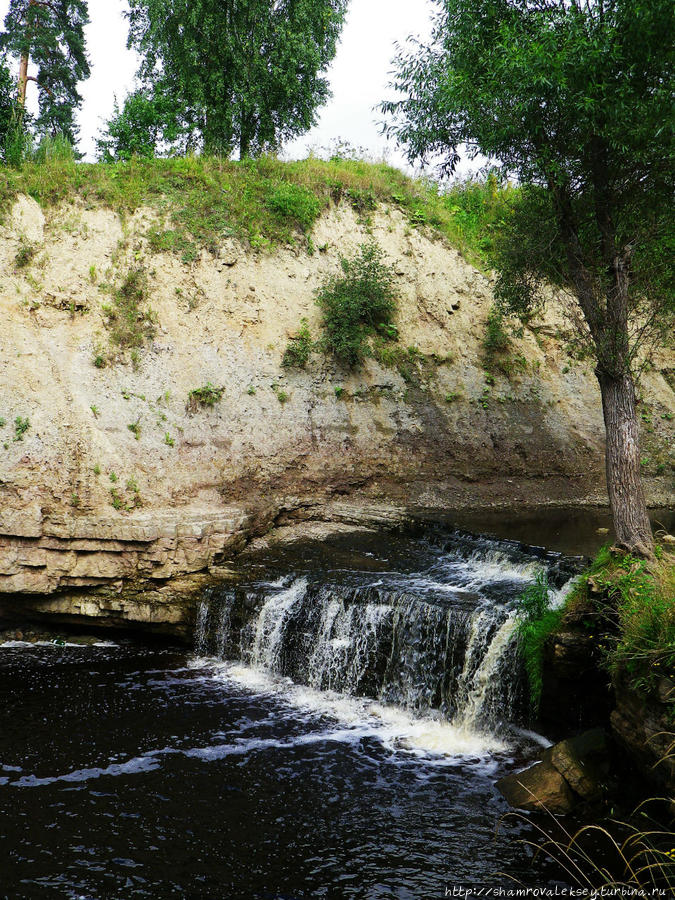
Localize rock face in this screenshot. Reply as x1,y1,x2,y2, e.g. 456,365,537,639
611,675,675,795
0,194,673,625
497,729,610,813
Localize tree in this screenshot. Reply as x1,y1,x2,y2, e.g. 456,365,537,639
1,0,90,144
382,0,674,557
96,88,183,162
126,0,349,158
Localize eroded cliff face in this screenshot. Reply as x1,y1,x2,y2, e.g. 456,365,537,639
0,194,673,622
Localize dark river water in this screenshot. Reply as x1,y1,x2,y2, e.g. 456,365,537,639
2,512,670,899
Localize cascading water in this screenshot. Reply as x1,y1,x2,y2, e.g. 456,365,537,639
194,530,579,742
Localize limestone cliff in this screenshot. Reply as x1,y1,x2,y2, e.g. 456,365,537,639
0,191,673,626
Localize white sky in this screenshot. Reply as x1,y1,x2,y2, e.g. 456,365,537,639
0,0,460,173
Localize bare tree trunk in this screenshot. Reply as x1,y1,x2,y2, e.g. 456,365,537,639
596,370,654,557
17,51,28,108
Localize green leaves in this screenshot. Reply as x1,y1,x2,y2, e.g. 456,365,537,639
316,241,398,368
126,0,348,158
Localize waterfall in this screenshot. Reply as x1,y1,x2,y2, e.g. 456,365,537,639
191,531,580,737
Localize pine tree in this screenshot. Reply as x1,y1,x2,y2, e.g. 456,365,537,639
2,0,90,144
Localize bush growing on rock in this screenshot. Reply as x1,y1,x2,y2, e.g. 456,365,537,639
187,383,224,412
315,241,397,368
282,318,313,368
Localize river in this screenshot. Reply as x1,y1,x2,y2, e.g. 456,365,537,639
1,514,671,898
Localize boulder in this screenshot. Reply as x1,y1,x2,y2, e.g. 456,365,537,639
496,760,576,813
545,728,609,799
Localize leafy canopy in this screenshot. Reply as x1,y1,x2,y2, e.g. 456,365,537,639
125,0,348,158
383,0,674,375
1,0,90,144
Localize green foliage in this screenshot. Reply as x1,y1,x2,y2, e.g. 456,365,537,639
164,432,175,447
282,318,313,368
266,183,320,232
316,241,397,368
13,415,29,441
32,133,76,164
92,463,101,475
588,553,675,684
96,89,181,162
383,0,673,379
276,390,289,404
0,155,513,268
127,0,348,158
516,571,563,713
127,420,141,440
0,59,23,165
103,268,156,358
188,383,224,411
2,0,90,144
482,306,510,358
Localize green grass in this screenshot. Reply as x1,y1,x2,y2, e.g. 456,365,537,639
0,154,514,267
585,550,675,687
187,383,224,411
516,571,565,713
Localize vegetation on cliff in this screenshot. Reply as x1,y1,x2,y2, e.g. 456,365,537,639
518,543,675,716
0,152,512,267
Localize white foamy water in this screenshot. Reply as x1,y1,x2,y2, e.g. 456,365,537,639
217,661,509,760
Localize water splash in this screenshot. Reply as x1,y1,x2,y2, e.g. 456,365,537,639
191,532,578,747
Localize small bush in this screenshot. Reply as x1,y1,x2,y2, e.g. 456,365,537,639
282,318,313,368
316,241,397,368
265,182,320,232
104,268,156,356
277,390,289,404
164,432,175,447
127,420,141,440
188,383,224,411
32,133,76,164
13,416,30,441
483,305,511,358
14,242,37,269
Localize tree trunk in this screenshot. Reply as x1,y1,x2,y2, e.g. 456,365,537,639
239,130,251,159
17,51,28,108
596,371,654,557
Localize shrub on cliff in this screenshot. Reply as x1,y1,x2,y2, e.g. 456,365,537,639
315,241,397,368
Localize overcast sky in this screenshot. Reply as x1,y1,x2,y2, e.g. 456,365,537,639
0,0,452,172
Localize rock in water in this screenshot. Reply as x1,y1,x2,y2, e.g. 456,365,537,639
545,728,608,800
496,761,576,813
